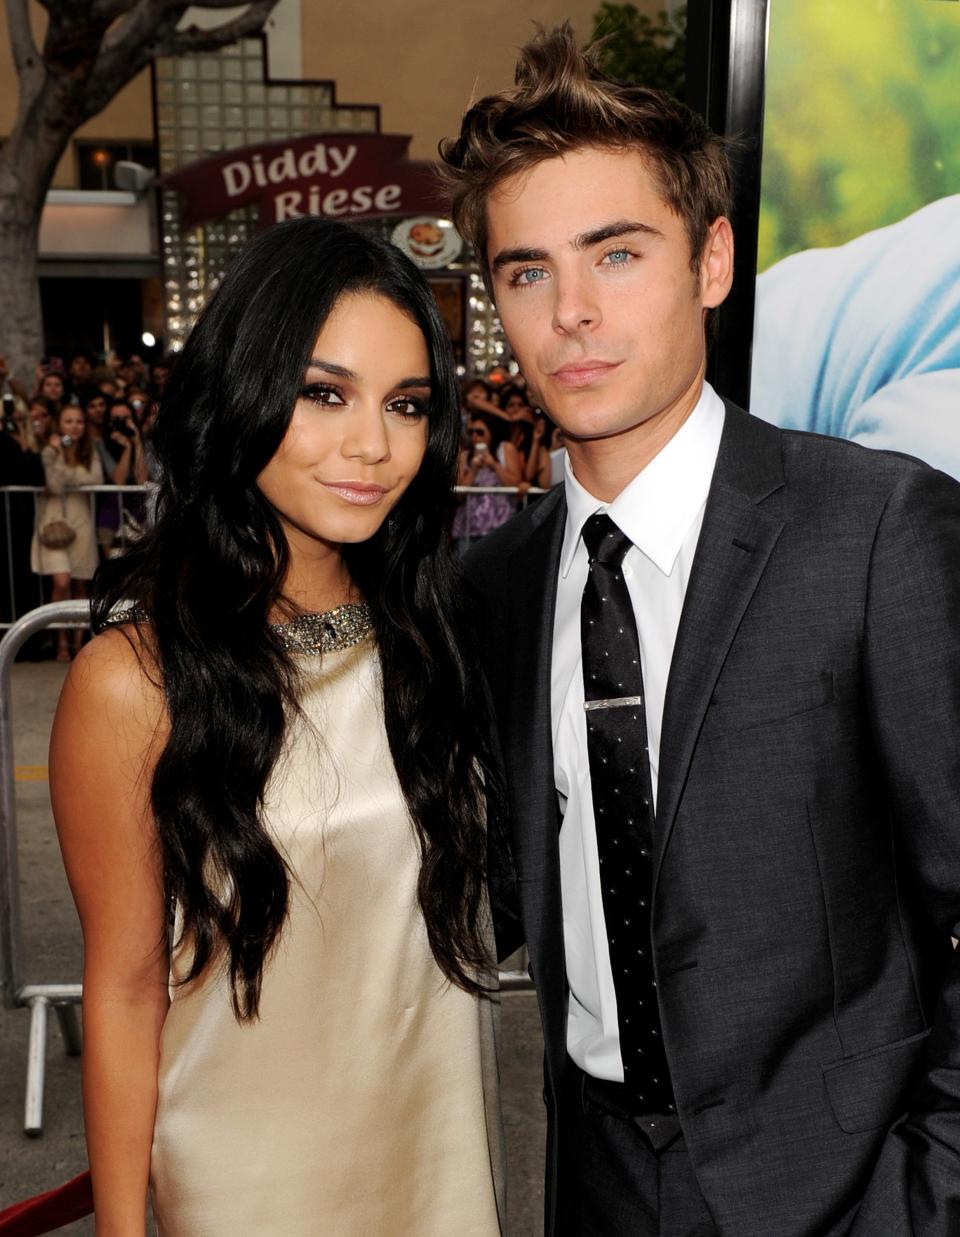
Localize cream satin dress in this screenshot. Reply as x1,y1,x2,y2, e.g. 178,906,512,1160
149,608,504,1235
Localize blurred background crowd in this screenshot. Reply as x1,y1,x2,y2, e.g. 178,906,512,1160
0,350,566,660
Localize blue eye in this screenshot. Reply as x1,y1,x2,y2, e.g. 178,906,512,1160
512,266,547,287
604,249,631,265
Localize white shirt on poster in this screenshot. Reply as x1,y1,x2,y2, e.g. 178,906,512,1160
551,382,725,1081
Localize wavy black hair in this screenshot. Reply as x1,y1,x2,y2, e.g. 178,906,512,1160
92,217,498,1019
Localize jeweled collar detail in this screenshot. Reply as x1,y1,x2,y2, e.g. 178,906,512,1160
269,602,374,655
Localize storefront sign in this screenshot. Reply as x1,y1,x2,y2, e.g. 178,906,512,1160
162,133,448,228
391,217,463,268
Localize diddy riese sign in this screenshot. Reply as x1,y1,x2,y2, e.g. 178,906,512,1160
162,133,448,228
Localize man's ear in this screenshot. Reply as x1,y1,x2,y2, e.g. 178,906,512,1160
700,217,734,309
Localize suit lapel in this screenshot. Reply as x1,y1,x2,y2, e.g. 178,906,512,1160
654,406,786,882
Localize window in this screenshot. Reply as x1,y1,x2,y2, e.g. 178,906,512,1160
76,141,157,191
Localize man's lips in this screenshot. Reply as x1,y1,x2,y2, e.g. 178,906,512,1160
549,360,622,388
321,481,388,506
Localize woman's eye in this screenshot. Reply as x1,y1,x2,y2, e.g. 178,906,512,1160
388,396,428,420
302,384,344,407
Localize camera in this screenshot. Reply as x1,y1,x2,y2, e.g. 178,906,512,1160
112,417,136,439
3,394,16,433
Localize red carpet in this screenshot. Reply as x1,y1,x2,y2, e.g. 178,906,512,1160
0,1171,93,1235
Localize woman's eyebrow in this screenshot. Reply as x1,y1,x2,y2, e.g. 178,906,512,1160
306,359,355,379
393,376,432,389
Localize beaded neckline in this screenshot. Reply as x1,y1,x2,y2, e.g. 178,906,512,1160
269,602,374,655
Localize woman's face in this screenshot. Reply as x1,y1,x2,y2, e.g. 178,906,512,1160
58,407,85,440
41,374,64,402
468,420,492,449
29,405,51,437
257,292,431,549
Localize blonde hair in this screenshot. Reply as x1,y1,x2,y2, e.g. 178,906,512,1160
439,23,732,277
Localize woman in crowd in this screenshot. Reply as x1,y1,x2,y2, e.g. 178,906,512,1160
452,411,523,552
508,409,554,492
50,218,504,1236
31,403,102,660
34,368,67,417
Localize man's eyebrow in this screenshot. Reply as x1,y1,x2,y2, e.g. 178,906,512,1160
490,220,663,274
574,219,664,249
490,245,549,273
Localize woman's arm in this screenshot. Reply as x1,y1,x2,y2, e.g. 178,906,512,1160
50,630,170,1236
130,434,149,486
490,441,524,488
41,442,67,495
110,438,133,486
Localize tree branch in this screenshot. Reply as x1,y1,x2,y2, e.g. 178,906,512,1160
82,0,277,124
154,0,279,56
5,0,39,76
89,0,145,21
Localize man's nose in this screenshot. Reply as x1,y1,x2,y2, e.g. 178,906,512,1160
552,273,601,336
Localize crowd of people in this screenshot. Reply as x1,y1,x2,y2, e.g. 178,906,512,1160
0,351,165,658
0,348,565,655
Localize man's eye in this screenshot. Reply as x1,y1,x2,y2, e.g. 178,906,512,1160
604,249,632,265
511,266,547,287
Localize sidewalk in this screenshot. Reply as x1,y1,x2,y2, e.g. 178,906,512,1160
0,661,546,1235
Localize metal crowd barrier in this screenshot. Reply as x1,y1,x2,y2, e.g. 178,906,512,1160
0,599,90,1135
1,484,154,628
0,483,545,624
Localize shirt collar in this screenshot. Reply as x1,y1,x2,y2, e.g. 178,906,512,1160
560,382,725,578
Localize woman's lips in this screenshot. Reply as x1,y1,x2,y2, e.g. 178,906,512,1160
321,481,388,506
551,360,622,388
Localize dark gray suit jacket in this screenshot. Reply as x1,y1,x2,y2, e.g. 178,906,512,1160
465,404,960,1237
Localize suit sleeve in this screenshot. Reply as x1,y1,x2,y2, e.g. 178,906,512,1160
461,559,526,964
852,464,960,1234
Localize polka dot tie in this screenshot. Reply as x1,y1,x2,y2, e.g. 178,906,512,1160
580,512,676,1114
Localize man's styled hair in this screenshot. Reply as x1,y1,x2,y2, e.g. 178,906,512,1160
439,23,733,276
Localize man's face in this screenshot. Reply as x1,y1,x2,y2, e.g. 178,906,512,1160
485,146,732,446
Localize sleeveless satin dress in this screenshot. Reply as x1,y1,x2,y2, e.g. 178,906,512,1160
149,608,504,1235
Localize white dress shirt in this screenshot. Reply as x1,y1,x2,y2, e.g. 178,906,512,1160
551,383,725,1081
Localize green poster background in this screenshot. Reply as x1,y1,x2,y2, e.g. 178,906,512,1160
750,0,960,478
758,0,960,273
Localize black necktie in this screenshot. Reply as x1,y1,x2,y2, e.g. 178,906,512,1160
580,512,676,1115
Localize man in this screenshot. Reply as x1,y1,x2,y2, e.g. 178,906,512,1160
441,25,960,1237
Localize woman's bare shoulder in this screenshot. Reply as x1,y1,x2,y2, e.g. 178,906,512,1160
62,623,165,741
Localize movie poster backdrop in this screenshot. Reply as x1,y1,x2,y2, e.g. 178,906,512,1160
749,0,960,478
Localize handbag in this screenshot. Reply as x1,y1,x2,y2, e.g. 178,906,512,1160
38,496,76,550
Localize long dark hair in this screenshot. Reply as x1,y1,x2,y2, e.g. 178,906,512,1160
92,217,498,1019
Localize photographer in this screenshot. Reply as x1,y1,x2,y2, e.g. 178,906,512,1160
31,404,102,660
105,397,149,486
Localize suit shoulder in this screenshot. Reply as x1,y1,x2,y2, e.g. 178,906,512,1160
462,489,563,585
775,422,957,497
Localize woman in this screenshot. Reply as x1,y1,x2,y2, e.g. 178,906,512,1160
50,218,504,1235
452,412,523,552
32,403,102,660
